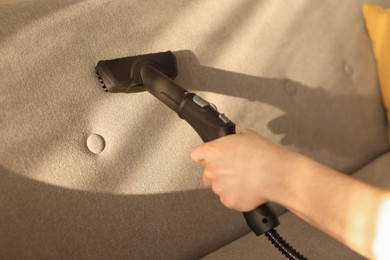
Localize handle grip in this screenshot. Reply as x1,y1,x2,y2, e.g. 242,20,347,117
178,93,235,142
243,204,279,236
179,93,279,236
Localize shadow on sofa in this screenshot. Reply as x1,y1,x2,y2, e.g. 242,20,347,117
175,50,387,160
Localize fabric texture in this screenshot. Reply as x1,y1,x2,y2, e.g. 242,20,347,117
0,0,390,259
203,152,390,260
363,4,390,132
203,213,364,260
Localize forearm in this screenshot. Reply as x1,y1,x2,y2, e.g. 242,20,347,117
268,153,388,259
190,130,390,259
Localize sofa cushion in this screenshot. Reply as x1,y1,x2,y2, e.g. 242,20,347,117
363,4,390,132
0,0,390,259
202,213,364,260
202,152,390,260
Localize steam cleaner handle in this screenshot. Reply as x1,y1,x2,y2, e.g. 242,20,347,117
178,93,280,236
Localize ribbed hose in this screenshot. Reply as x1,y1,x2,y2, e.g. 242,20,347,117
265,228,307,260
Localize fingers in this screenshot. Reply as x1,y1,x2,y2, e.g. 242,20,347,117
240,128,253,135
191,143,216,188
190,139,236,206
191,143,238,210
203,163,217,186
208,178,224,200
203,170,212,187
190,145,206,165
240,128,257,137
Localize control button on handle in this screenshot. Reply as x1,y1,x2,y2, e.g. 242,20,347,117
193,95,210,108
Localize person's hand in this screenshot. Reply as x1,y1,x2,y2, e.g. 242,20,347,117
190,129,299,211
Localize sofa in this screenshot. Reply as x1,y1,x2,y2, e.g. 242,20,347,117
1,0,389,259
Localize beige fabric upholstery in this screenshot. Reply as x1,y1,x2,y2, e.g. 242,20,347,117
203,213,364,260
203,152,390,260
0,0,389,259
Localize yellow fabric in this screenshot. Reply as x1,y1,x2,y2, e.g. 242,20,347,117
363,4,390,130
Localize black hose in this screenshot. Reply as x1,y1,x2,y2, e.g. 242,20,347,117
265,228,307,260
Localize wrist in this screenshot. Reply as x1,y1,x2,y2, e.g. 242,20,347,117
256,149,306,207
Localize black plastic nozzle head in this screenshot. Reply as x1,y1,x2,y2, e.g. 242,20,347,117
95,51,178,93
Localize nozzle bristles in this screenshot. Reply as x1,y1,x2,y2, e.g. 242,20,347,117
95,68,108,92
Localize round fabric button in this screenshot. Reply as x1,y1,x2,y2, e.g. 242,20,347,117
87,134,106,154
344,64,354,76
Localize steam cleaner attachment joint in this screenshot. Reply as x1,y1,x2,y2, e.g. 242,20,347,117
95,51,306,260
